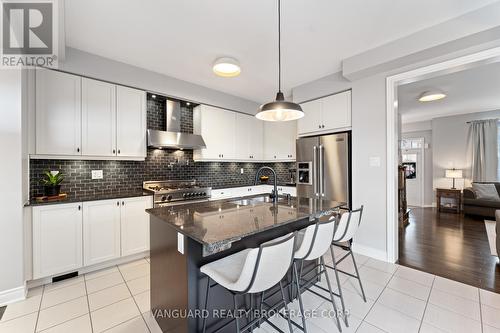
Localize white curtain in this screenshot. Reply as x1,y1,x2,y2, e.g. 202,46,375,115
467,119,498,182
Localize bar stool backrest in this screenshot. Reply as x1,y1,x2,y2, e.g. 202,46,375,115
244,233,296,294
295,218,336,261
333,206,364,243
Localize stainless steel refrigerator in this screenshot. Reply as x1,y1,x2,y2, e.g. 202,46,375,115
296,132,351,207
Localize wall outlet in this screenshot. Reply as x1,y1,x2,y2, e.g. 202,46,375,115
91,170,103,180
240,168,244,174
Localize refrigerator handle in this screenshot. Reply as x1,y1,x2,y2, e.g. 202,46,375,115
319,145,325,197
313,146,319,197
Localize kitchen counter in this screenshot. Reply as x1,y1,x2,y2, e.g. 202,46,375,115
147,194,343,256
148,194,343,333
26,190,152,206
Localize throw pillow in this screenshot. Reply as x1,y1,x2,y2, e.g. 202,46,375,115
472,183,500,201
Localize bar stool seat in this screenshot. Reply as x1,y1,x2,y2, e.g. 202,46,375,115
200,249,256,292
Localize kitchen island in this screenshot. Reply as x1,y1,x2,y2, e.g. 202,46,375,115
147,194,344,333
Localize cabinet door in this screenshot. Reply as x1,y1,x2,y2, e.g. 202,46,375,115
194,105,236,160
235,113,251,160
35,68,82,155
264,121,296,160
83,199,121,266
321,90,351,130
297,99,321,135
249,116,264,160
33,203,83,279
120,196,152,256
116,86,146,158
82,78,116,156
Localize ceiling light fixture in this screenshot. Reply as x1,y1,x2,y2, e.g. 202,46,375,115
213,57,241,77
418,90,446,102
255,0,304,122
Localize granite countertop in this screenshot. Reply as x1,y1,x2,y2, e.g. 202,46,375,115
213,183,296,189
146,194,344,255
26,190,152,206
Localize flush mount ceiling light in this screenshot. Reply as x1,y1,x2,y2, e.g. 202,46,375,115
213,57,241,77
255,0,304,122
418,90,447,102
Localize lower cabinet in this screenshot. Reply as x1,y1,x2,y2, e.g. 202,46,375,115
83,199,121,266
33,203,83,279
32,196,153,279
120,196,152,256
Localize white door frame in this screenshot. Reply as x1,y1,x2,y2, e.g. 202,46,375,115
386,47,500,263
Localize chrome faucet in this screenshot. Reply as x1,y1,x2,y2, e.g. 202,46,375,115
255,166,278,203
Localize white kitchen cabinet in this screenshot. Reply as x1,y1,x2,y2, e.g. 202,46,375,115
83,199,121,266
263,121,296,161
120,196,153,256
35,68,82,156
193,105,236,161
210,188,235,200
321,90,351,130
33,203,83,279
297,99,322,134
297,90,351,136
116,86,147,158
235,113,263,161
82,78,116,156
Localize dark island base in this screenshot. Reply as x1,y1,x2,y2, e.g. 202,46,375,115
150,215,318,333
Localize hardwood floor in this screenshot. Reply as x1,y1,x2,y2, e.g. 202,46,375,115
399,207,500,292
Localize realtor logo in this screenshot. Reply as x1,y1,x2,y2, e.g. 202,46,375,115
1,1,58,68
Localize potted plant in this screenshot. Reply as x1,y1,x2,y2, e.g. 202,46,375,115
40,171,64,196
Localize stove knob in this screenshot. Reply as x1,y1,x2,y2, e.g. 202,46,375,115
161,196,167,202
187,193,193,197
166,195,172,201
183,193,188,198
195,192,200,196
203,192,207,196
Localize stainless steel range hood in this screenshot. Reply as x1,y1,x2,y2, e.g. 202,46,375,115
147,99,206,150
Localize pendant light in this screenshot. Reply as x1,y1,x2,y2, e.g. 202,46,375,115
255,0,304,122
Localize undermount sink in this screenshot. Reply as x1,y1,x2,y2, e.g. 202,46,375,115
231,195,288,206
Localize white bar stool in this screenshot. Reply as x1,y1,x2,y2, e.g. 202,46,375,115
291,217,342,332
326,206,367,314
200,233,296,333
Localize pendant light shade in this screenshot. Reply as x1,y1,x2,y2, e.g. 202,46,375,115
256,92,304,121
255,0,304,122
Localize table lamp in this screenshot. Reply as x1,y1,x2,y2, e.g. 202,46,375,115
445,168,463,189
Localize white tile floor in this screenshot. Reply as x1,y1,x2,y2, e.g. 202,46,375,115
1,253,500,333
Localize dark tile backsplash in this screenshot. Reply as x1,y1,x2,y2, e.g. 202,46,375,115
30,95,294,198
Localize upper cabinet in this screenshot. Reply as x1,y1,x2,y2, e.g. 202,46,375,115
36,68,82,155
116,86,146,158
297,90,351,136
235,113,263,160
263,121,296,161
82,78,116,156
193,105,236,161
34,68,146,160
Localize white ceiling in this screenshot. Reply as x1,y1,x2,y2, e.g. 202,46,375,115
398,61,500,123
65,0,497,103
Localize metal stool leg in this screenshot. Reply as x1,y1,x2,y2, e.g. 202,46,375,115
258,291,265,328
279,280,294,333
293,262,308,333
321,257,342,332
233,294,240,333
349,247,367,302
202,277,211,333
330,247,348,326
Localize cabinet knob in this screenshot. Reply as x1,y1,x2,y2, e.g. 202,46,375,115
113,149,116,154
318,125,321,129
117,201,120,206
77,147,80,153
78,205,81,210
122,201,125,206
118,149,121,154
322,125,325,128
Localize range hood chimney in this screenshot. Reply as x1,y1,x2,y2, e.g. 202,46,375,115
147,99,206,150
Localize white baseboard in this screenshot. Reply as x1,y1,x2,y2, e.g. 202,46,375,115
0,285,26,306
352,243,388,262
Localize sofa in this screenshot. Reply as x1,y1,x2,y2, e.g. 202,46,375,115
463,182,500,218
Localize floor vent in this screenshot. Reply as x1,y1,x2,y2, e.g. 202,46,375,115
52,271,78,283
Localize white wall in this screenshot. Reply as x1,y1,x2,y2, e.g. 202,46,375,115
402,120,432,133
0,70,25,304
401,130,434,206
60,48,260,115
432,109,500,190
